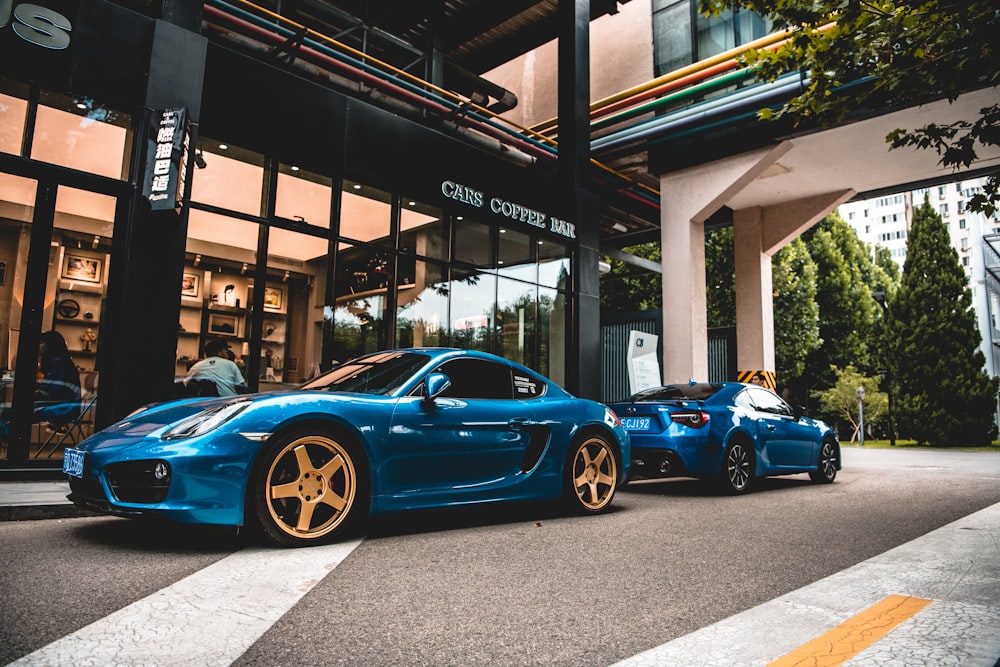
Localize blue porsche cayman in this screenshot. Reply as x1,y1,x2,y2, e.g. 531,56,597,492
64,349,630,547
610,381,839,494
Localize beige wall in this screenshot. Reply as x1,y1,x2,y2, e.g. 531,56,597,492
485,0,653,130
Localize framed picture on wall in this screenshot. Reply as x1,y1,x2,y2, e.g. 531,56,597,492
62,254,102,283
263,286,283,311
208,313,239,337
181,273,200,297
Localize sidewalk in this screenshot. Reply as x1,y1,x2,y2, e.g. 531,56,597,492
0,479,96,521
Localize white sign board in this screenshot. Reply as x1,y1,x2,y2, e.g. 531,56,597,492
627,330,661,395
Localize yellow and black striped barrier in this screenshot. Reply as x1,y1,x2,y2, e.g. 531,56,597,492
737,369,775,391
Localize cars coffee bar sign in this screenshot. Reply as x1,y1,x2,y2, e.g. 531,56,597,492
143,108,191,212
441,180,577,240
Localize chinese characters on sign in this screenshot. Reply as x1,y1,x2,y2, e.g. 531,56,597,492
143,108,189,212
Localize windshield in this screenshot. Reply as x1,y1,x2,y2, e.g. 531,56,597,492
299,351,431,395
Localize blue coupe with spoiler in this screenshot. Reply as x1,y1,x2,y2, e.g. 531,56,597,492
610,381,839,494
63,349,630,547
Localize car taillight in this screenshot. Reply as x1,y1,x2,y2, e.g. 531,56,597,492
670,411,710,428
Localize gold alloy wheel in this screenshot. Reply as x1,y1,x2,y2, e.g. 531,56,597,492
265,434,357,541
571,436,618,511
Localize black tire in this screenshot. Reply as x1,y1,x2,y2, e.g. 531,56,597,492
719,438,754,494
809,438,839,483
250,427,369,547
563,433,619,513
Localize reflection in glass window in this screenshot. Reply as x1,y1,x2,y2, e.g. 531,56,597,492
400,197,448,260
498,277,536,367
454,219,494,269
275,164,332,228
333,243,388,362
396,259,448,348
340,180,391,246
190,140,264,216
538,286,566,385
498,227,536,283
537,239,571,290
451,267,495,352
31,91,131,179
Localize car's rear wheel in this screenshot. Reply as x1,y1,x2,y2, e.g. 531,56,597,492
563,433,619,513
251,427,368,547
719,438,754,494
809,437,839,483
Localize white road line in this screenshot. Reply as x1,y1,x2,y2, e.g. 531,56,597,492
10,538,363,667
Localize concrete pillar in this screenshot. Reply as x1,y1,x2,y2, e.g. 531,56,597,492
733,190,855,380
659,143,793,383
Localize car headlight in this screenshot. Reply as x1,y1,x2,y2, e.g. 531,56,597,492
162,399,252,440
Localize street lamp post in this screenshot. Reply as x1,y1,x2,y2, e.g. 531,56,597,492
871,291,896,447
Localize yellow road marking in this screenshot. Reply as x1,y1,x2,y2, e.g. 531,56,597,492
767,594,933,667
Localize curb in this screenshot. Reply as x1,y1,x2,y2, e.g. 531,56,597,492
0,504,100,522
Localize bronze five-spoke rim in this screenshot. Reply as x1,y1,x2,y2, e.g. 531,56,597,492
572,436,618,511
265,434,357,540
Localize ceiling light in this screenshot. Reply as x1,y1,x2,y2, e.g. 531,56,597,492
612,223,628,233
282,271,290,282
193,254,201,267
218,144,228,150
290,165,299,171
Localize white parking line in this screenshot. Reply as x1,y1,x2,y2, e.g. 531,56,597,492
9,539,363,667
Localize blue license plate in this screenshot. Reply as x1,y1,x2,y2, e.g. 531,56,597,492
622,416,651,431
63,448,85,478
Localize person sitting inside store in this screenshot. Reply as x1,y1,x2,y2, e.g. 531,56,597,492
183,338,248,396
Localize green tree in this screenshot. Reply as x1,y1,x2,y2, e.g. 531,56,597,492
698,0,999,216
886,198,998,446
814,365,888,442
772,237,820,379
800,213,881,391
600,242,661,311
705,226,735,327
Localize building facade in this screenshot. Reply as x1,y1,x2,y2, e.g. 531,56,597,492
0,0,603,471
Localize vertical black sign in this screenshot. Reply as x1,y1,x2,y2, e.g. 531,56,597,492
142,107,189,212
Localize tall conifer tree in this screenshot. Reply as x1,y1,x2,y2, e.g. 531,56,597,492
887,199,998,445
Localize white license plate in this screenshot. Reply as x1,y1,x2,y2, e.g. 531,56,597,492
63,448,85,478
622,416,651,431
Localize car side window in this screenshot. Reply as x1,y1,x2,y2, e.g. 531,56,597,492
747,387,792,416
435,359,514,399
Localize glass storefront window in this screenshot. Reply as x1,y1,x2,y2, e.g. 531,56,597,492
332,242,389,362
537,239,571,291
497,277,536,368
451,267,495,352
498,227,536,283
190,140,264,216
400,197,448,261
0,83,29,156
263,225,329,386
31,91,131,180
396,259,448,348
340,180,391,246
275,164,332,229
538,286,567,386
454,218,494,269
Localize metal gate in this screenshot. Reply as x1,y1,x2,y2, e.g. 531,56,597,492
600,310,735,402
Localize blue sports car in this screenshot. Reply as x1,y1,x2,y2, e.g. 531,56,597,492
64,349,630,547
610,381,839,494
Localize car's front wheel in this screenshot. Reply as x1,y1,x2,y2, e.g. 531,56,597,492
563,433,619,513
250,427,368,547
719,438,754,494
809,437,839,483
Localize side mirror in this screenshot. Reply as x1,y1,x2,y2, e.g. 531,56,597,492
793,405,806,420
423,373,451,404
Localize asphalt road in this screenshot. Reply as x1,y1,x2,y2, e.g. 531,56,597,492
1,446,998,666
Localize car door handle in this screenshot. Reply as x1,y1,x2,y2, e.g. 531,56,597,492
509,418,530,429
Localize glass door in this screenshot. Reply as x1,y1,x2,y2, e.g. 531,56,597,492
0,175,120,466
